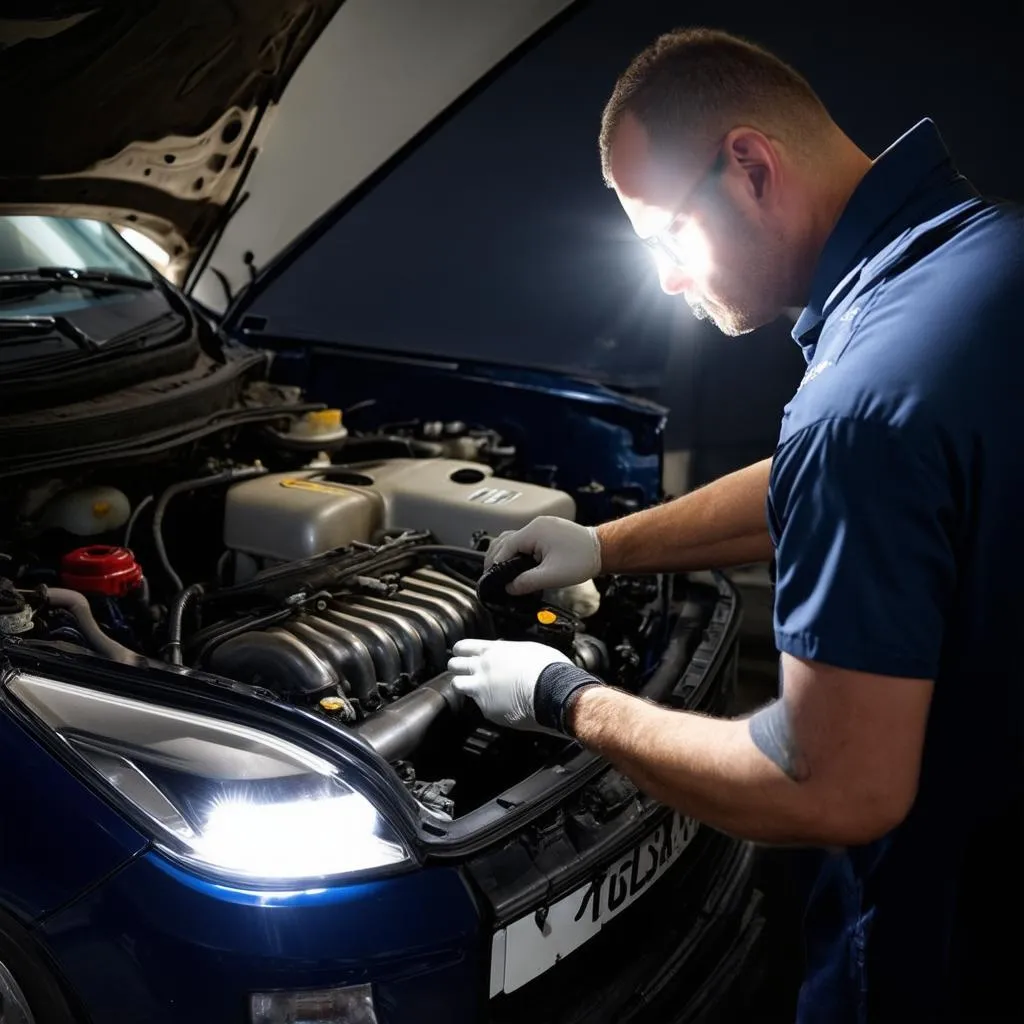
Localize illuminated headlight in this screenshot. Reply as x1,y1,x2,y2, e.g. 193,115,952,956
8,674,410,883
251,983,377,1023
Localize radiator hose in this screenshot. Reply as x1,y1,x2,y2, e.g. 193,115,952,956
43,587,145,666
351,673,465,761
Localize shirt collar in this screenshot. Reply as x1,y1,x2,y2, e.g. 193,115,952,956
792,119,963,351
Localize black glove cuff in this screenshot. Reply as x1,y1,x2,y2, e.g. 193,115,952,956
534,662,603,735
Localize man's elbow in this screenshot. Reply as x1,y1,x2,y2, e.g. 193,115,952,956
810,783,917,846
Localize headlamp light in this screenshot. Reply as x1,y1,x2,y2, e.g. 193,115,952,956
8,674,411,883
643,218,713,278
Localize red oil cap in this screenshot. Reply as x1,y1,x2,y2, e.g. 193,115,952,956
61,546,144,597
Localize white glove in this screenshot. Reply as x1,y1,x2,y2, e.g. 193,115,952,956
485,517,602,595
448,639,570,732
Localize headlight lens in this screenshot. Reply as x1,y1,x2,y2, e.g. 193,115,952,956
9,674,410,882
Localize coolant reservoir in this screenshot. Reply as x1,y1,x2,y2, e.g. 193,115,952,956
39,486,131,537
223,458,575,563
289,409,348,442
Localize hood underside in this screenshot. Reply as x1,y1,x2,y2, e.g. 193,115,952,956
0,0,343,278
0,1,575,291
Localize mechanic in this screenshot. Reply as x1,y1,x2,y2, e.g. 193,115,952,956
448,28,1023,1023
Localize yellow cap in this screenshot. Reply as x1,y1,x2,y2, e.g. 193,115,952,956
306,409,342,429
537,609,558,625
319,696,346,712
92,500,111,518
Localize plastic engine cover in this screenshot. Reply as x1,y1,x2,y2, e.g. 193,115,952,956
223,458,575,562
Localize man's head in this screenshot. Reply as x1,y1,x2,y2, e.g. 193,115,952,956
601,29,869,335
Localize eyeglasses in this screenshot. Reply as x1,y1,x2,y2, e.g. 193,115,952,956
641,143,726,268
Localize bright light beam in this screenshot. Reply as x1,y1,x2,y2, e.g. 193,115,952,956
194,792,407,879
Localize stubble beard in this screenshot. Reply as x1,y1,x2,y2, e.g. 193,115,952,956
687,297,710,322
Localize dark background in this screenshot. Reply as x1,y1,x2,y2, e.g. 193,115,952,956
255,0,1023,485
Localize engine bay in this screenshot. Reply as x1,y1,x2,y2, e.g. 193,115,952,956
0,412,719,825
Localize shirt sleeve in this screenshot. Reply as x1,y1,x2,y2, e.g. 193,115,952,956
768,416,957,679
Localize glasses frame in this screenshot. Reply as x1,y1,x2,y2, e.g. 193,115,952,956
641,141,728,268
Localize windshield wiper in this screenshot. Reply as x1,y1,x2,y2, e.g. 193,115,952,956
0,314,98,351
0,266,155,292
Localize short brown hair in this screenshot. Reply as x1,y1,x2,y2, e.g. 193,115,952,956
599,28,832,184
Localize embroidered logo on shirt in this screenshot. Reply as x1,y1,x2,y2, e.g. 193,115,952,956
797,359,834,391
839,305,861,322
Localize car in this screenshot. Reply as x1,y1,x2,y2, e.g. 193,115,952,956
0,2,764,1022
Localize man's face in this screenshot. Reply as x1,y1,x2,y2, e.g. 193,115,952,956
608,114,793,336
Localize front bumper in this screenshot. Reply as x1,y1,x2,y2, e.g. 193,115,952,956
37,828,760,1024
38,852,485,1024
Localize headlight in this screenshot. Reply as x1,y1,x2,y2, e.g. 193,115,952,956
8,674,411,883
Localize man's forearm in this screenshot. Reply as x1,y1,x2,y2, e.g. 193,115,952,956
597,458,773,574
567,685,833,845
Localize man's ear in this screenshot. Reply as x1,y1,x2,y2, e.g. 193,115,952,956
725,128,779,204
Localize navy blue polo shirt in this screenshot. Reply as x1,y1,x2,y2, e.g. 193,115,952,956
767,120,1023,1022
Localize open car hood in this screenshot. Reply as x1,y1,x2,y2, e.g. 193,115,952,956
0,0,574,287
0,1,344,281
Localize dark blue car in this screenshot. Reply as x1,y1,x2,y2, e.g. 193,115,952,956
0,3,762,1021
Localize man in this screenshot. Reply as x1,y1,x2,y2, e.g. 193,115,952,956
447,28,1023,1023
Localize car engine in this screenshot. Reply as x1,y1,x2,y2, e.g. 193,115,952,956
0,420,682,821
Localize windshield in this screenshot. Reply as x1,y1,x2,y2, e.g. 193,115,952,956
0,216,151,278
0,216,154,315
0,216,189,396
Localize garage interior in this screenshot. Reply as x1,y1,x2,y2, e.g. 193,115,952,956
0,1,1021,1022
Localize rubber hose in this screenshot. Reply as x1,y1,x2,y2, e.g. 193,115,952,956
152,465,267,591
351,672,465,761
165,583,204,666
123,493,153,550
43,588,145,666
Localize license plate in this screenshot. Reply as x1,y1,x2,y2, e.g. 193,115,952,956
489,812,699,997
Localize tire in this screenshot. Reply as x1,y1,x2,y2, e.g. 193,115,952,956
0,909,79,1024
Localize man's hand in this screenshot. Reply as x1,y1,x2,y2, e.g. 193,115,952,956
484,517,602,595
448,639,571,731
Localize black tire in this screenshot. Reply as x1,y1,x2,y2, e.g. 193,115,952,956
0,909,80,1024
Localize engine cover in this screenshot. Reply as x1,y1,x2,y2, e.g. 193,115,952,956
223,458,575,564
